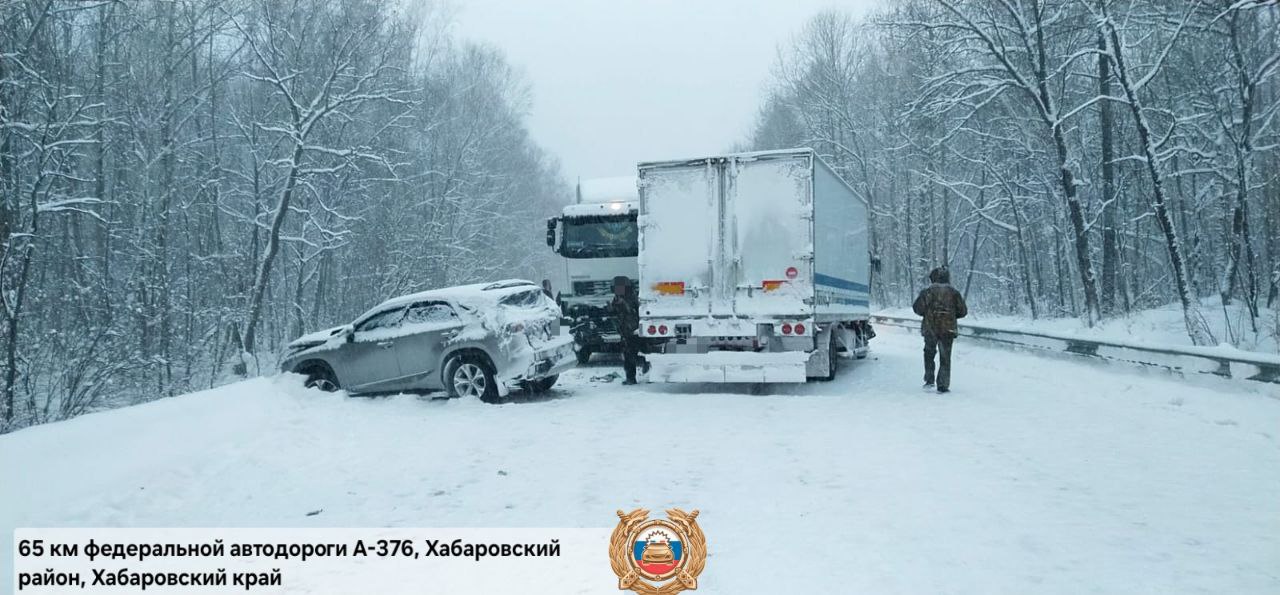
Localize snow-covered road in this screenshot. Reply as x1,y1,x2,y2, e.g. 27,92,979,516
4,326,1279,593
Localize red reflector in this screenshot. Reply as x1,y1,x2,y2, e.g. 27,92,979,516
785,266,798,279
762,280,784,292
658,325,668,335
647,325,657,335
794,323,806,335
781,323,793,335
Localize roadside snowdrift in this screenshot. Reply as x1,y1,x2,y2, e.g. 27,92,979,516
3,328,1278,593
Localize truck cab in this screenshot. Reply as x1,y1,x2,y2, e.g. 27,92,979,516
545,177,639,363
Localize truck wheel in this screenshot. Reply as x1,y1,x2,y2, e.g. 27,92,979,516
575,346,593,365
445,354,500,403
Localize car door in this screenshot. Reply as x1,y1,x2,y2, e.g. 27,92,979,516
341,305,408,391
393,301,465,390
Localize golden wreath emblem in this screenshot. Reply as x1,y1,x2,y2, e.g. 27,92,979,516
609,508,707,594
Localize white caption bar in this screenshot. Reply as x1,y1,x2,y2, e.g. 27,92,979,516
14,528,612,594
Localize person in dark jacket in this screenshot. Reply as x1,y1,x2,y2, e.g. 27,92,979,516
912,266,968,393
610,275,645,384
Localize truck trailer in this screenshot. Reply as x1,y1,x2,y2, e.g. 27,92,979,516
636,148,872,383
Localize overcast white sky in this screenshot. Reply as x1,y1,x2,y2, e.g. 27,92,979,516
449,0,880,182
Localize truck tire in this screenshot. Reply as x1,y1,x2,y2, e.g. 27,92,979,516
445,354,500,403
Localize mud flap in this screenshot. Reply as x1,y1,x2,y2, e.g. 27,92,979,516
807,325,834,377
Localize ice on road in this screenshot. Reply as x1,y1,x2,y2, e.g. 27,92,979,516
3,326,1278,593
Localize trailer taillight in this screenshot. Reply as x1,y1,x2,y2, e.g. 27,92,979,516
762,280,784,292
647,325,658,336
653,281,685,295
658,325,668,335
794,323,806,335
785,266,799,279
781,323,793,335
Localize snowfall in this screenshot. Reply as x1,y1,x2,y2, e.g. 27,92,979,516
2,324,1278,594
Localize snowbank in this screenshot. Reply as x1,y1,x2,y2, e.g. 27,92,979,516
3,328,1278,593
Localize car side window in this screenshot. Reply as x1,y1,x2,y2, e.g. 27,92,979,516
355,307,406,333
404,302,459,325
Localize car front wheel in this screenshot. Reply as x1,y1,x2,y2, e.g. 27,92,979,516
300,364,340,392
445,354,500,402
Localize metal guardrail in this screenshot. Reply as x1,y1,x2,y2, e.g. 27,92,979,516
871,314,1280,385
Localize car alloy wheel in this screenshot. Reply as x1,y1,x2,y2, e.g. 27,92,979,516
303,366,340,392
452,362,488,398
308,377,339,392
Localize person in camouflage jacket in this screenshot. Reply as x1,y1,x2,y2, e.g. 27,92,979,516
610,275,646,384
912,267,968,393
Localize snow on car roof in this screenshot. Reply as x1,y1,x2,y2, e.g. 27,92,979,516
358,279,540,319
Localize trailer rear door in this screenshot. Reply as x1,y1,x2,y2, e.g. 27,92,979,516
638,162,719,317
728,153,814,318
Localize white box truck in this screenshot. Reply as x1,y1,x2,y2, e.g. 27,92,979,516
636,148,872,383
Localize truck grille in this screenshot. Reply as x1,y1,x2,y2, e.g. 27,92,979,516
573,280,614,296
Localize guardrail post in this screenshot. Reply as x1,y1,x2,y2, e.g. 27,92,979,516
1065,340,1098,357
1210,361,1232,379
1248,363,1280,383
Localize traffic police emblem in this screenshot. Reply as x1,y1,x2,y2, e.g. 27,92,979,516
610,508,706,594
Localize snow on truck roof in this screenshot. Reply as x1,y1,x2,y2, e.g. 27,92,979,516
562,201,637,217
359,280,539,319
637,147,815,170
576,176,638,203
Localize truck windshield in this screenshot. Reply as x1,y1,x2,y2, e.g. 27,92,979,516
560,214,638,259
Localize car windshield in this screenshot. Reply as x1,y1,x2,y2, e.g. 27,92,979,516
560,214,637,259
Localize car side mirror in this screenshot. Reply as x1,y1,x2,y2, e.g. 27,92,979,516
545,217,557,248
344,326,355,343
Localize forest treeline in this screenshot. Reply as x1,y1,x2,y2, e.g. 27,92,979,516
1,0,567,429
744,0,1279,347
